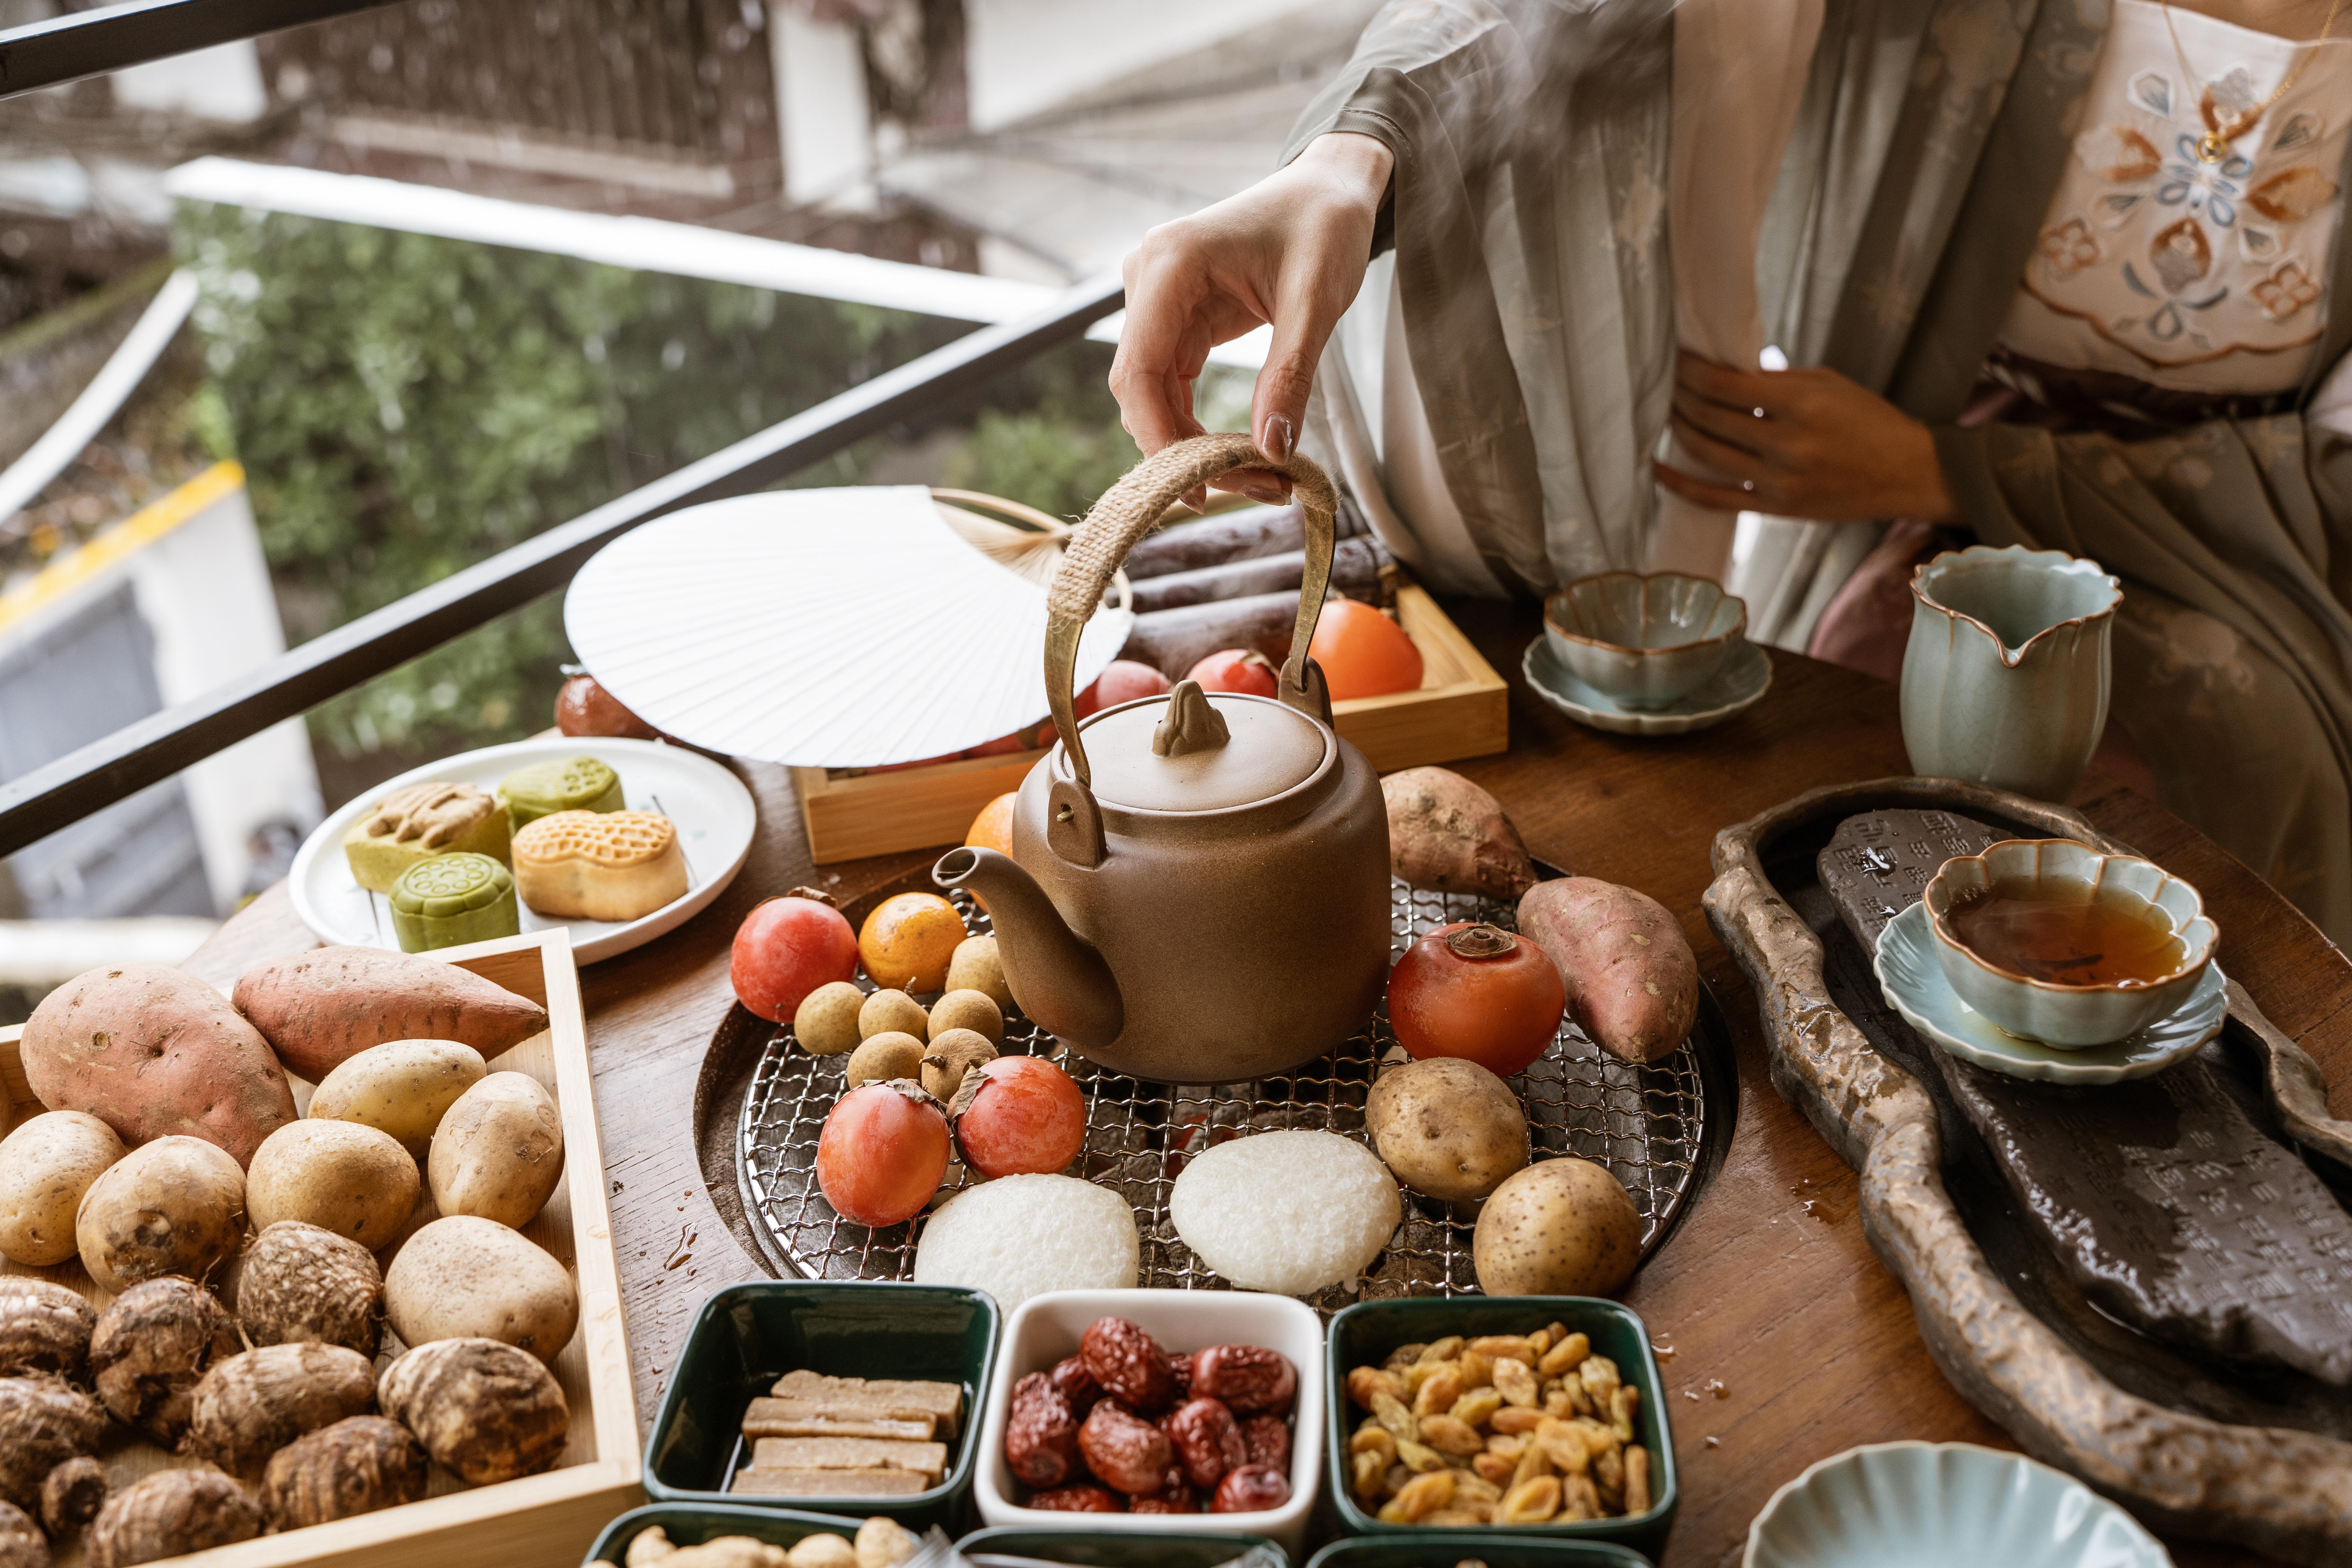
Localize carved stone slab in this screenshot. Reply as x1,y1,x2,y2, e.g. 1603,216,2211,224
1704,776,2352,1567
1818,808,2352,1385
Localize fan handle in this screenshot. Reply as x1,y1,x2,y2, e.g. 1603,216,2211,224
1042,432,1340,792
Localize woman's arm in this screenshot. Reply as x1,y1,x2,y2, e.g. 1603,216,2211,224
1110,132,1394,510
1653,351,1960,522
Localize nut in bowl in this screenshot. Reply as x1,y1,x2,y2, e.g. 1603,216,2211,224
1923,838,2217,1048
1541,573,1746,710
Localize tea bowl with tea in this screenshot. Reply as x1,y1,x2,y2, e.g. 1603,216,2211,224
1922,838,2216,1048
1541,571,1747,710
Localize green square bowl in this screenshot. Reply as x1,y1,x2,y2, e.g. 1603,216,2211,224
584,1504,868,1566
957,1529,1287,1567
1306,1532,1653,1568
644,1280,1001,1530
1323,1297,1676,1559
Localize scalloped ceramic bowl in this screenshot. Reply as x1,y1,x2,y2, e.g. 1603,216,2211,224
1542,572,1747,710
1923,838,2215,1048
1744,1442,2170,1568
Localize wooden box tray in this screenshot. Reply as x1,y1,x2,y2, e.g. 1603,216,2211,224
1704,777,2352,1566
792,584,1508,864
0,928,642,1568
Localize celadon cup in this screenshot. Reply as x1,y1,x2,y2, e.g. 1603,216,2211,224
1922,838,2216,1047
1543,572,1748,709
1900,546,2120,801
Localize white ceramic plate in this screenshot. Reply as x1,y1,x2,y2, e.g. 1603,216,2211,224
290,737,756,965
1523,634,1772,735
1745,1440,2172,1568
1874,901,2225,1085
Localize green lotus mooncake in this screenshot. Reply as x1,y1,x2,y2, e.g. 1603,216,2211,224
499,755,624,828
390,852,521,952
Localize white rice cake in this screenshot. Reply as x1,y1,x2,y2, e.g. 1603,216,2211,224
912,1173,1140,1313
1170,1128,1401,1295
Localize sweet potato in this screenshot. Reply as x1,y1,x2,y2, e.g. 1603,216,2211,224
20,966,296,1166
232,947,547,1081
1383,768,1539,902
1516,878,1697,1064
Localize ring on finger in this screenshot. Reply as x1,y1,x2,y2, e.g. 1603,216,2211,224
1741,479,1758,494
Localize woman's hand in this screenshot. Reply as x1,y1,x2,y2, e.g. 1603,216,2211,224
1654,351,1959,523
1112,132,1393,509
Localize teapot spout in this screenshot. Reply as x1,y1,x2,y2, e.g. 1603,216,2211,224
933,847,1123,1048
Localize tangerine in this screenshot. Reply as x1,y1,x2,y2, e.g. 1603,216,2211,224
1309,600,1423,700
859,891,969,993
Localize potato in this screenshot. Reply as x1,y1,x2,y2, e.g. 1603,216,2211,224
76,1136,246,1292
1517,877,1698,1064
185,1342,378,1481
1366,1057,1528,1203
308,1039,487,1158
21,965,297,1166
0,1113,124,1267
232,946,547,1082
427,1072,565,1228
1384,767,1540,901
1472,1157,1642,1297
247,1120,420,1251
378,1336,568,1483
384,1215,579,1363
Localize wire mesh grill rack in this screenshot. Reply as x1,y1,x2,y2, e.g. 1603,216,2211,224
739,880,1709,1314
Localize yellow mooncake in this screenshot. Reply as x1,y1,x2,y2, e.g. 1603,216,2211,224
510,809,686,921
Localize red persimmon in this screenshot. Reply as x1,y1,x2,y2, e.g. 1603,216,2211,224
1077,660,1174,717
1386,921,1565,1077
953,1056,1086,1178
1308,598,1423,699
1185,649,1277,697
815,1082,949,1227
730,893,858,1023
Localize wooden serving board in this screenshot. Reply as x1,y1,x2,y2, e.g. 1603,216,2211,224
0,928,643,1568
792,584,1508,863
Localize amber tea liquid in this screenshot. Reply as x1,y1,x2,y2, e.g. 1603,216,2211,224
1947,876,2188,987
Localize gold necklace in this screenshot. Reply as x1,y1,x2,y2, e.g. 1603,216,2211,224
2162,0,2347,162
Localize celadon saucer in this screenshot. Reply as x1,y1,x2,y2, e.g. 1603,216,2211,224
1744,1441,2171,1568
1522,634,1772,735
1874,901,2226,1085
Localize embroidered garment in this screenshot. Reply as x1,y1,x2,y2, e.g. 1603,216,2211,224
1999,0,2349,393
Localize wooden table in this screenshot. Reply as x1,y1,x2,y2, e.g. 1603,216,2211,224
189,597,2351,1568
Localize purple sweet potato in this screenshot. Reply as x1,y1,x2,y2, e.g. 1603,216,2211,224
1516,878,1697,1064
233,947,547,1082
1383,767,1540,901
20,966,296,1167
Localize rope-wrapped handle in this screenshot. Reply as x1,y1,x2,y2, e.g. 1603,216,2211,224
1044,432,1339,788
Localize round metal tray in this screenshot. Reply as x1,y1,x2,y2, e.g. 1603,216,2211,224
739,877,1715,1313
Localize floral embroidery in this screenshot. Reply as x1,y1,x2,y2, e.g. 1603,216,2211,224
2080,124,2162,181
2131,69,2172,114
2040,218,2102,275
2158,136,2247,226
2247,166,2339,222
2251,261,2321,319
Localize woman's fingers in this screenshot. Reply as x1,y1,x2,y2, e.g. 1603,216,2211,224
1668,412,1777,484
1669,391,1779,460
1652,458,1762,512
1674,349,1794,417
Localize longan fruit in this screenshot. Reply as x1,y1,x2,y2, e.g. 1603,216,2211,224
945,935,1012,1013
928,989,1003,1045
795,982,866,1055
845,1032,926,1091
859,989,929,1041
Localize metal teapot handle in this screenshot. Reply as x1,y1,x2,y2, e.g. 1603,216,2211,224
1043,432,1340,792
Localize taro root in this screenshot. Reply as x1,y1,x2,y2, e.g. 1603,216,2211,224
260,1415,428,1530
0,1501,47,1568
86,1470,261,1568
39,1457,104,1537
377,1337,568,1484
238,1222,385,1357
89,1277,240,1446
0,1376,105,1515
0,1281,96,1384
185,1343,378,1483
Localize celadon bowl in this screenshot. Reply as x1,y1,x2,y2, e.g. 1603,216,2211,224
1744,1441,2170,1568
1923,838,2216,1048
1542,572,1747,710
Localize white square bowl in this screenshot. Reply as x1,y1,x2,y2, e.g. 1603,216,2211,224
973,1288,1325,1556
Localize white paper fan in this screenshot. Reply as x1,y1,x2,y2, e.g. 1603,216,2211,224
563,487,1134,768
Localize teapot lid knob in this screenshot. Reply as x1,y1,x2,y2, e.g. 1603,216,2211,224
1151,680,1230,758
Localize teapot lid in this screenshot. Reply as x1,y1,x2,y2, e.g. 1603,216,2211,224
1075,680,1328,813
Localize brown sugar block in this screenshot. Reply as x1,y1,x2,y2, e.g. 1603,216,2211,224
728,1468,927,1498
769,1370,962,1436
746,1436,946,1480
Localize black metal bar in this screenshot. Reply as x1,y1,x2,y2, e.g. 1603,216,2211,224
0,274,1126,859
0,0,408,99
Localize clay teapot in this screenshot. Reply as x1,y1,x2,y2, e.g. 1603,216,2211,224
933,433,1390,1083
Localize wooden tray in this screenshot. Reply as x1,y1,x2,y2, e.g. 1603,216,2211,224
0,928,643,1568
1704,777,2352,1566
792,584,1509,863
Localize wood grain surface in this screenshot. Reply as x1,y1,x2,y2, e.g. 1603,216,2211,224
184,595,2349,1568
